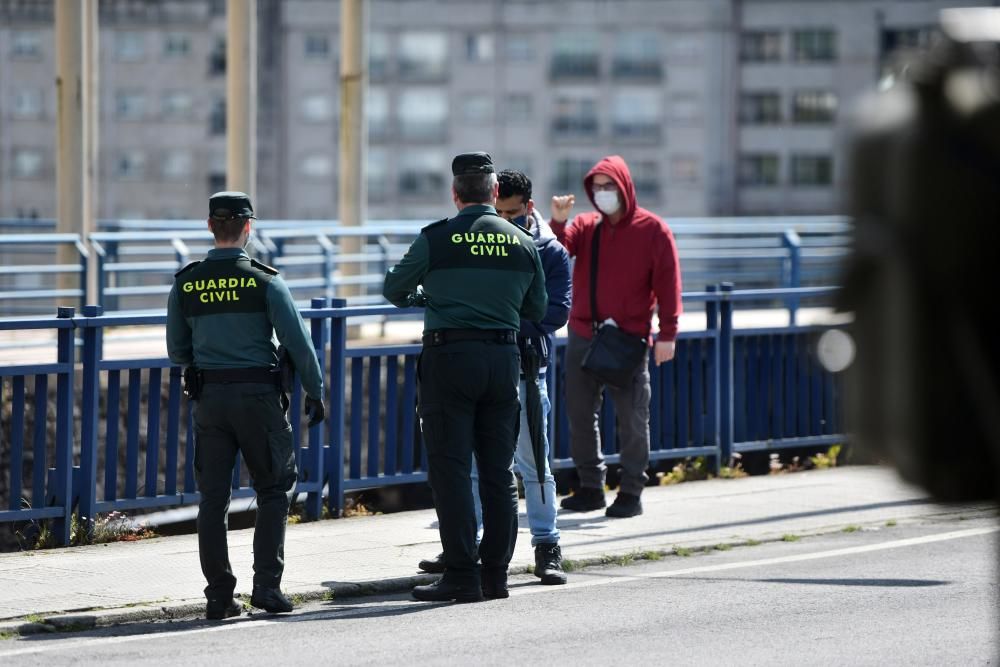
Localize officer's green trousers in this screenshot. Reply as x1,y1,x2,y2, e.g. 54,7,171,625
193,382,296,599
417,340,521,582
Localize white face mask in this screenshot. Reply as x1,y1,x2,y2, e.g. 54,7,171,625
594,190,621,215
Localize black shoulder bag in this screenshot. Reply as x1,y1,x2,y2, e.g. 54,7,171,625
579,222,648,389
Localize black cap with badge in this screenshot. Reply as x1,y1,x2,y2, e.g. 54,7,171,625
209,191,256,220
451,152,495,176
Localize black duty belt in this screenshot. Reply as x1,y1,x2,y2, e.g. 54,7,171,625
422,328,517,347
201,367,280,385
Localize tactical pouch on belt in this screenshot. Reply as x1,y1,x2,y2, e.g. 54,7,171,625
182,366,203,400
276,345,295,394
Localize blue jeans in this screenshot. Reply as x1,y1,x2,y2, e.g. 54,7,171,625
472,376,559,547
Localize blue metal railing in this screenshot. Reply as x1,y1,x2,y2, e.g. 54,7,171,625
0,286,845,545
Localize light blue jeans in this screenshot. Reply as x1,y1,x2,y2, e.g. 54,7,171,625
472,376,559,547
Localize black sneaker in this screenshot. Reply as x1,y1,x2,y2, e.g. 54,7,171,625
418,552,447,574
534,543,568,585
412,578,484,603
206,597,242,620
250,586,294,613
481,568,509,599
560,487,607,512
605,492,643,518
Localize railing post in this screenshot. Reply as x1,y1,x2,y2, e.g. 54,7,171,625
52,306,76,545
78,305,103,539
706,285,720,474
378,234,392,337
76,238,89,311
719,283,734,468
782,230,801,325
305,297,329,520
326,297,347,518
705,283,718,331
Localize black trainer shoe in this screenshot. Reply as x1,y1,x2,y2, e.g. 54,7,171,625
250,586,294,613
206,597,242,620
560,487,607,512
418,552,447,574
412,578,484,603
605,492,643,518
481,568,509,599
534,543,568,585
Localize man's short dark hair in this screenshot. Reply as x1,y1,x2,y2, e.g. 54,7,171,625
209,216,248,243
453,173,495,203
498,169,532,203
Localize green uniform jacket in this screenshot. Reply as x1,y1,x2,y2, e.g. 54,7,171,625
383,204,547,331
166,248,324,400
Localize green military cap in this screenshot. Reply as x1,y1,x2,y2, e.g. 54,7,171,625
209,191,256,220
452,152,495,176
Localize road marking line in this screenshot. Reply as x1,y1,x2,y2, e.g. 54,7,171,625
1,526,995,658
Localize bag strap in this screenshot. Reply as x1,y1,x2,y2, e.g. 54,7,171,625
589,221,601,333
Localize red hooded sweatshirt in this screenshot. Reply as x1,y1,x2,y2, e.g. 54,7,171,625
549,155,682,342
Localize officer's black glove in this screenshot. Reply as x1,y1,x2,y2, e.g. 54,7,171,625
304,396,326,427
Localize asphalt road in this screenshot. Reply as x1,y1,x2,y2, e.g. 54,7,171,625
2,516,996,666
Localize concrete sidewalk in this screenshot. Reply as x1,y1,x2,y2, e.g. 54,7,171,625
1,466,994,634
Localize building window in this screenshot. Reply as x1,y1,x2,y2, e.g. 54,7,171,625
739,154,780,186
209,37,226,76
552,157,596,193
163,32,192,59
670,36,703,64
792,29,837,63
301,154,333,179
506,94,532,123
162,91,193,119
670,94,702,124
462,94,493,124
739,92,782,124
304,33,330,59
162,150,192,180
550,32,600,80
370,32,390,80
881,26,938,78
12,89,43,119
114,31,145,62
791,154,833,186
670,155,700,185
208,172,226,193
368,87,390,141
368,148,390,202
613,90,661,141
116,151,147,180
209,98,225,135
552,94,599,141
741,31,782,62
399,151,446,199
613,31,662,79
399,32,448,81
10,31,42,59
302,93,333,122
115,90,146,121
12,149,43,179
398,89,448,141
792,90,837,123
505,34,534,61
630,160,660,202
466,34,494,63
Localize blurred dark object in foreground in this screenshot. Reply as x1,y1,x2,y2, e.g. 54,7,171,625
840,11,1000,502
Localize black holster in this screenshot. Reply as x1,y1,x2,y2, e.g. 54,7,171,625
276,345,295,394
182,366,203,400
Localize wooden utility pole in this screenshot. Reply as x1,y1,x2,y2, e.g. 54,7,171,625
227,0,258,201
339,0,368,304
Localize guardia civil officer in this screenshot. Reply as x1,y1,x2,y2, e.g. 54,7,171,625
383,153,548,602
166,192,326,620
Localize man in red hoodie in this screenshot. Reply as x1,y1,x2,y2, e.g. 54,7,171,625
549,155,682,518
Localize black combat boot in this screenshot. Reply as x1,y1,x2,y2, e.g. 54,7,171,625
534,543,568,585
412,577,484,603
481,568,509,599
417,552,447,574
206,596,242,620
250,586,294,613
559,487,607,512
605,492,643,518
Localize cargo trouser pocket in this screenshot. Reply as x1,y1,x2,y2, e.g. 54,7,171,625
268,425,296,492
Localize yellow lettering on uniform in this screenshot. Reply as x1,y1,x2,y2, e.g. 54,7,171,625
195,280,205,290
465,232,475,243
476,233,486,243
199,293,209,303
452,234,462,244
512,236,521,245
471,245,479,255
501,246,508,256
487,233,495,243
247,277,257,287
227,278,237,288
183,282,193,293
485,246,494,256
